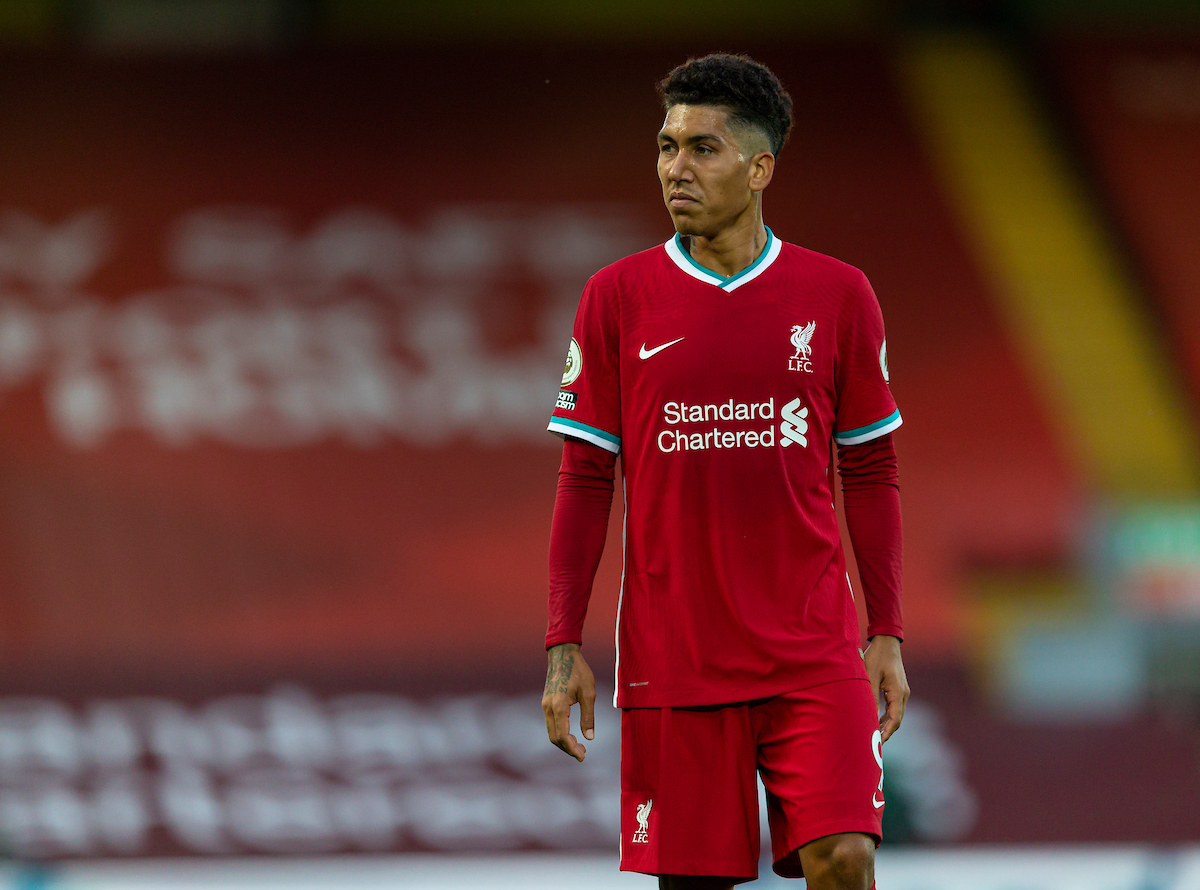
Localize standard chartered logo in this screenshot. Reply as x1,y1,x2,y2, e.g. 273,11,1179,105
780,397,808,447
656,396,811,453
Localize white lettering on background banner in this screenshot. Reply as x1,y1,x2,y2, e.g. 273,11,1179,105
0,687,620,856
0,206,645,449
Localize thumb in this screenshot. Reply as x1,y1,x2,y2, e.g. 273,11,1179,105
580,687,596,741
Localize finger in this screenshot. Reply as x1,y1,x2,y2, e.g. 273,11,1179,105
553,708,584,760
865,658,884,697
544,697,567,742
544,697,569,745
880,711,903,741
870,668,885,702
879,690,906,742
564,733,586,762
878,702,895,742
580,686,596,742
552,702,586,761
553,700,571,744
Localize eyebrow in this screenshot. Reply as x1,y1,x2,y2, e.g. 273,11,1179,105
658,132,725,146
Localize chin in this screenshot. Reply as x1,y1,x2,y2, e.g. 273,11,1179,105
669,213,704,237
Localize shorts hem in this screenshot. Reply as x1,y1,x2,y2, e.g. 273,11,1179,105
772,819,882,878
620,858,758,881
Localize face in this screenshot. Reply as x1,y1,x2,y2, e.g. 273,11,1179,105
657,104,772,238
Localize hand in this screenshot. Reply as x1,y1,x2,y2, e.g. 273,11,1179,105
864,634,909,742
541,643,596,762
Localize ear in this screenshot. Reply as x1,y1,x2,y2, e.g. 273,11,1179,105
748,151,775,193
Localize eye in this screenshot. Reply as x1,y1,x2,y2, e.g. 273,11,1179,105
695,144,713,155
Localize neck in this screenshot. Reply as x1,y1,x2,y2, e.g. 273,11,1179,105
683,207,769,279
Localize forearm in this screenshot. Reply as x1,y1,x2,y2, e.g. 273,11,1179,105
838,434,903,640
546,439,617,648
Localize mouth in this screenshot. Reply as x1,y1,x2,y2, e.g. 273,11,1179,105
668,192,699,208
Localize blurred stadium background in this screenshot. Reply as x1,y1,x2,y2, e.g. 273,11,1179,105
0,0,1198,886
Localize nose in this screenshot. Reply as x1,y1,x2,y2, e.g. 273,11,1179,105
666,150,693,183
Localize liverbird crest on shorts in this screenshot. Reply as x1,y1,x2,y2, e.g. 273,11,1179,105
632,799,653,843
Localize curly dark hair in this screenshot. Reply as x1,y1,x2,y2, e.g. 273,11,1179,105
657,53,793,156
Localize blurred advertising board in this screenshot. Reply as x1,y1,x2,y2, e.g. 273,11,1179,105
0,42,1185,857
3,847,1200,890
0,686,619,858
1105,504,1200,617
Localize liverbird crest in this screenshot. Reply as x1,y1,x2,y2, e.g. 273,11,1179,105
790,321,816,360
636,799,653,830
632,798,653,843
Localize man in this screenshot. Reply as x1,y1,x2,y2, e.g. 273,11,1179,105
541,53,908,889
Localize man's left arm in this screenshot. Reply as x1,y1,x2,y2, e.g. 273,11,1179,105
839,433,910,742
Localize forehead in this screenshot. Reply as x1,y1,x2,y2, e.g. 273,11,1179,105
658,103,735,139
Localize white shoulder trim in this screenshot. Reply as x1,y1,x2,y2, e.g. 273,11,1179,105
834,410,903,445
547,417,621,453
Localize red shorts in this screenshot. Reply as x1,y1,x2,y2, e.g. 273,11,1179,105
619,678,884,881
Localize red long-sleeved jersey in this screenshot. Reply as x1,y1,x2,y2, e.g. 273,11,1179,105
547,230,903,707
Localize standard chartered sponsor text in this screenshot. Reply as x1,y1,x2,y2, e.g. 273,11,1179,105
658,398,776,453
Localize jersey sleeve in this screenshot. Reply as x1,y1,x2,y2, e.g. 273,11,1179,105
833,272,902,446
547,275,622,453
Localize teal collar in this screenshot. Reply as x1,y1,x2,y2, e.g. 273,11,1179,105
664,227,782,292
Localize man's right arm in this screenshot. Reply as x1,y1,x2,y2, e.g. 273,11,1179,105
541,438,617,761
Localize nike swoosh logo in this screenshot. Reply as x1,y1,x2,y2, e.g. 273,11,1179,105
639,337,685,360
872,796,885,809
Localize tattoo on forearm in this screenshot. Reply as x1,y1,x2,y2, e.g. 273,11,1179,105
544,644,578,696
